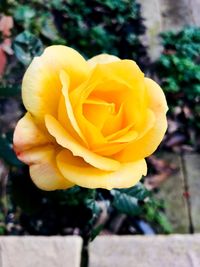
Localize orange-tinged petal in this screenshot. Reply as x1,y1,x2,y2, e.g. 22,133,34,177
22,45,88,122
83,97,115,130
87,54,120,69
20,146,74,191
57,149,147,189
70,60,146,147
101,102,124,136
45,114,121,171
72,104,107,148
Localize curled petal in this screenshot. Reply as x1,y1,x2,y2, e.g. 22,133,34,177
115,79,168,162
145,77,168,113
115,113,167,162
57,149,147,190
13,113,73,190
88,54,120,69
45,114,121,171
22,146,74,190
60,70,87,144
13,112,51,155
22,45,88,122
70,60,146,147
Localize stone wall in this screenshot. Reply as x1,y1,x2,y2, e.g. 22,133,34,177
138,0,200,60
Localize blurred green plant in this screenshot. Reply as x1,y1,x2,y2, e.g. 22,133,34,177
156,26,200,148
1,0,148,67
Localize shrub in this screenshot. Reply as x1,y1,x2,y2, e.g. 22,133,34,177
156,26,200,149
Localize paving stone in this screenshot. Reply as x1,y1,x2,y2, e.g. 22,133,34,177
155,153,189,233
184,154,200,232
89,235,200,267
0,236,82,267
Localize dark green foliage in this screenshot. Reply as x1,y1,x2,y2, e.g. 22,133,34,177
144,199,172,234
111,183,150,216
111,184,171,234
157,27,200,142
4,0,148,68
13,31,44,65
9,174,171,236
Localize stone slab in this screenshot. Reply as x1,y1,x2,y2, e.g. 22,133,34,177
0,236,82,267
138,0,200,61
155,153,189,233
184,154,200,232
159,0,200,31
137,0,163,61
89,235,200,267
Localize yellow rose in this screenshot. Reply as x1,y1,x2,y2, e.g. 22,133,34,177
13,46,168,191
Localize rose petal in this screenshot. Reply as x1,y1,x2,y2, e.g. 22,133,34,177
87,54,120,69
60,70,87,144
13,113,73,190
22,146,74,190
115,113,167,162
57,149,147,190
110,130,138,143
115,79,168,162
22,45,88,122
13,112,51,155
70,60,146,147
134,109,155,139
58,96,84,143
93,142,129,156
93,130,138,157
83,97,115,130
145,78,168,113
45,114,121,171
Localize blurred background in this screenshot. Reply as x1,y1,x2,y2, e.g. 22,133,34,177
0,0,200,248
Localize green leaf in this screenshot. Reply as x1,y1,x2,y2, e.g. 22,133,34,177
144,200,172,234
155,212,173,233
13,31,43,65
119,182,150,200
40,13,60,41
85,198,101,218
111,183,149,216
